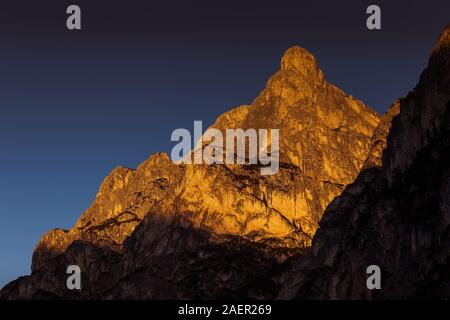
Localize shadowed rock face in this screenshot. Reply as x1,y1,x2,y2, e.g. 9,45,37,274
278,25,450,300
1,215,295,299
0,45,380,299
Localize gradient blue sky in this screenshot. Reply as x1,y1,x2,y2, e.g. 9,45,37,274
1,0,449,288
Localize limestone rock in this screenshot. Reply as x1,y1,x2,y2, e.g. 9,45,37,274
1,45,380,299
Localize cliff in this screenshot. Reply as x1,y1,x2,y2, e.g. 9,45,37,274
0,45,380,299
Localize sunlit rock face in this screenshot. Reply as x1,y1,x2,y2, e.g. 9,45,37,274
278,25,450,300
212,46,379,183
1,45,380,299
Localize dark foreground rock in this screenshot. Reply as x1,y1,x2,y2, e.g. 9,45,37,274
278,25,450,300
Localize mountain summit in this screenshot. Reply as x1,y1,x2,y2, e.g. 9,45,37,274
280,46,324,79
432,24,450,53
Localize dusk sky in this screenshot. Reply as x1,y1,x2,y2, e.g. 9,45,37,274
1,0,449,287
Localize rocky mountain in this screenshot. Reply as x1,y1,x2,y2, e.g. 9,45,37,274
0,45,380,299
2,24,449,300
278,24,450,299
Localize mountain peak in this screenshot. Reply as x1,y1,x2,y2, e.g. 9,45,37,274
280,46,321,78
432,24,450,54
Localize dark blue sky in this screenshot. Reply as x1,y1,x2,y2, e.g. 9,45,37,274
1,0,449,287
